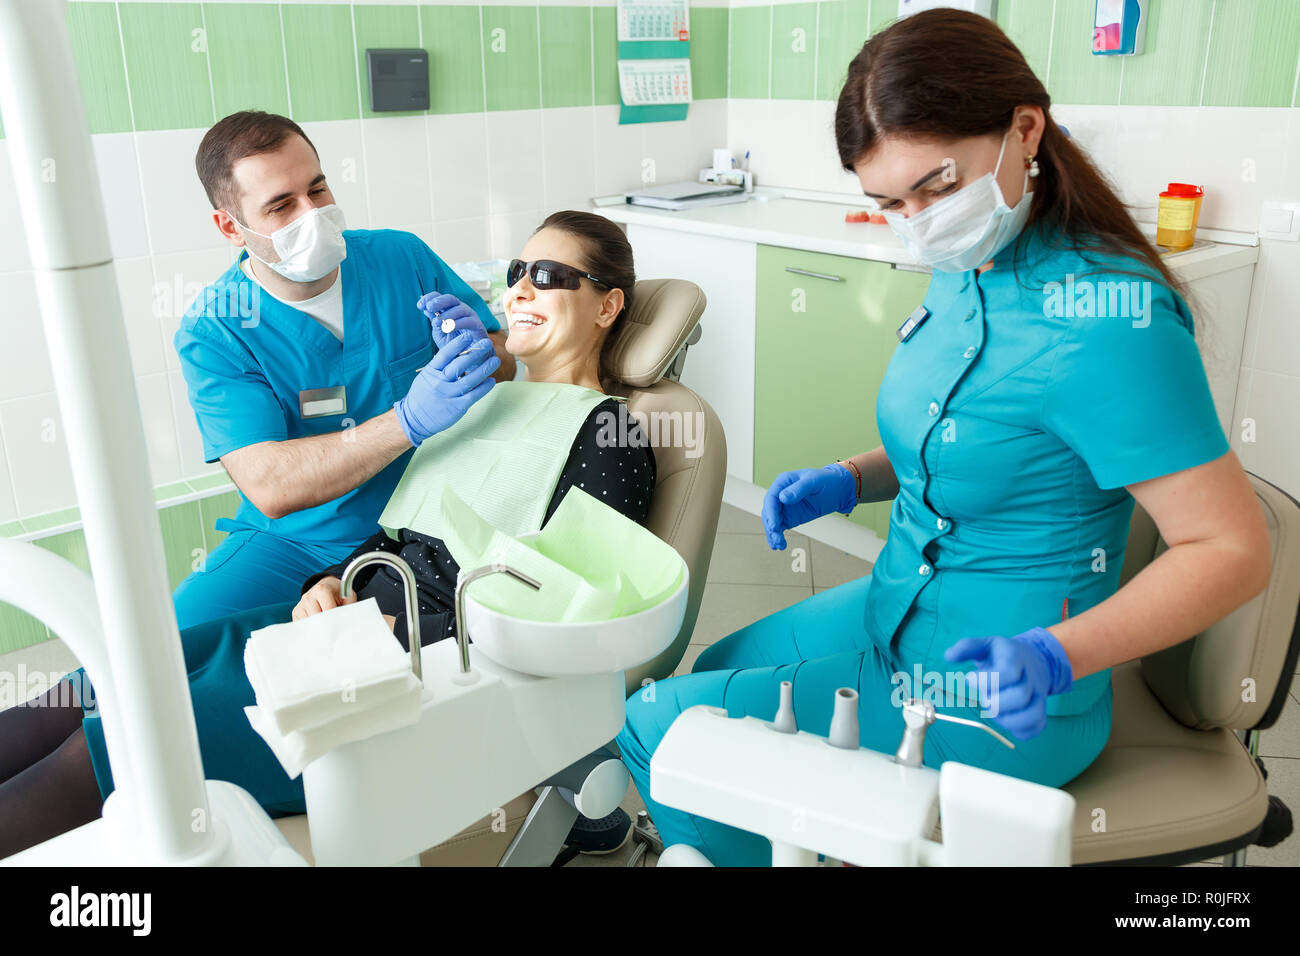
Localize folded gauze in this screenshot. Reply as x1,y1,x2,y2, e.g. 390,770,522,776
244,597,418,737
244,679,420,779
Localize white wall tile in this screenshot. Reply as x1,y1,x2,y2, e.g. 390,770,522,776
299,119,371,229
91,132,150,260
360,115,433,228
428,112,491,221
434,217,493,264
1234,369,1300,500
489,208,546,260
114,257,167,376
593,104,648,196
167,369,218,479
0,143,33,273
0,419,17,525
151,248,238,372
541,107,597,211
135,128,227,255
0,271,55,401
1249,240,1300,378
404,221,437,251
135,372,181,486
485,110,546,215
0,393,76,517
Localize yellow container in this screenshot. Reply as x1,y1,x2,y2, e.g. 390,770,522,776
1156,183,1204,251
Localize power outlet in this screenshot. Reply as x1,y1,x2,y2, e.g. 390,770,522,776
1259,201,1300,242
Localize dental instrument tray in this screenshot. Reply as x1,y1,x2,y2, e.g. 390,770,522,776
624,181,748,211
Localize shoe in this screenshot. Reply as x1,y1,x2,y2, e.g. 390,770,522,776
564,807,633,855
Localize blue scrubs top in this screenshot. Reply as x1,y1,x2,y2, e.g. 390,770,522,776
174,228,500,548
869,220,1229,715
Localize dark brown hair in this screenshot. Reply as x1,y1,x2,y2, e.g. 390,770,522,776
196,111,318,219
833,9,1183,294
532,210,637,376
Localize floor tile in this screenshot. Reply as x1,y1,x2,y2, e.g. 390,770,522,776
810,538,873,590
1258,677,1299,759
690,582,814,647
716,503,762,534
707,532,813,588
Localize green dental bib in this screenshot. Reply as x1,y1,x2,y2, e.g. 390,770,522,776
378,380,613,542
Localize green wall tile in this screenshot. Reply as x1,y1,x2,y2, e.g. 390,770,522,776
66,2,133,134
22,508,81,534
867,0,897,35
187,473,234,492
1119,0,1213,106
0,604,48,655
540,7,594,108
593,7,619,106
689,7,729,100
204,3,291,120
0,521,23,538
355,4,422,118
771,3,818,99
995,0,1055,87
34,530,91,574
199,490,241,551
1047,0,1122,105
154,481,193,502
815,0,869,100
1203,0,1300,107
422,5,486,113
158,501,204,588
730,5,772,98
118,2,215,131
283,4,360,122
482,5,541,111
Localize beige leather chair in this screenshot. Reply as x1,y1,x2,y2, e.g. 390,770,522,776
274,278,727,866
1065,472,1300,865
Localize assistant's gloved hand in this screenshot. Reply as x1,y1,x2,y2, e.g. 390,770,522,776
418,292,489,349
393,329,500,447
761,464,857,550
943,627,1074,740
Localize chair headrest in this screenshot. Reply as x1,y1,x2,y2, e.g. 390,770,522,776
602,278,706,388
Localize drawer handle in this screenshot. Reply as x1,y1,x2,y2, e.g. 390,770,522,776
893,261,932,274
784,266,844,282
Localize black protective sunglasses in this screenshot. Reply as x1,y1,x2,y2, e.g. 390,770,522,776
507,258,612,291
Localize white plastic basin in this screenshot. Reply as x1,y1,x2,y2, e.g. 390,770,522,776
463,557,689,677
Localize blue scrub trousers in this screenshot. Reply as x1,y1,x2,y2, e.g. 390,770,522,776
172,526,358,631
616,577,1113,867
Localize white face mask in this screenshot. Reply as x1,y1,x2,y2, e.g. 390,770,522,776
229,204,348,283
882,130,1032,273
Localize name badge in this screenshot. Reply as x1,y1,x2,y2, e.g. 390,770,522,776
299,386,347,419
897,305,930,343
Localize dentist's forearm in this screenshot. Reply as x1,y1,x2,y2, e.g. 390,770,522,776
842,446,899,503
221,410,412,519
1047,537,1270,681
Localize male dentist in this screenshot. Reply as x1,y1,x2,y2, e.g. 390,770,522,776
172,110,513,629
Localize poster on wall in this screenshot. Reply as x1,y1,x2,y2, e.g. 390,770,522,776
616,0,691,124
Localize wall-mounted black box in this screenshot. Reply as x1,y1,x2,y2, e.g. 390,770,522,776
366,48,430,112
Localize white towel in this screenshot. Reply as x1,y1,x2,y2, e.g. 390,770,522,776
244,673,422,778
244,598,416,736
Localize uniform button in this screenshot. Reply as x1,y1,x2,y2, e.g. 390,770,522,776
964,309,976,322
919,564,931,576
928,401,940,416
936,518,947,530
962,346,977,359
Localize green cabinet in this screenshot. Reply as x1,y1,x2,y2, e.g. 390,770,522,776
753,244,930,539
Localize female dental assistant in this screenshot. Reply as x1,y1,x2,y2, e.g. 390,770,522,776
617,9,1271,866
172,111,511,630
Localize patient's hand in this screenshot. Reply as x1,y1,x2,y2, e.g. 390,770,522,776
292,576,356,620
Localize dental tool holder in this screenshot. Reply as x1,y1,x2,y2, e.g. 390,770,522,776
650,691,1076,867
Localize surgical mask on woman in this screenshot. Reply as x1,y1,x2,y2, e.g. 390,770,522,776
229,204,348,283
882,129,1032,273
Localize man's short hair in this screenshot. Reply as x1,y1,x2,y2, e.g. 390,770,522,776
195,111,318,219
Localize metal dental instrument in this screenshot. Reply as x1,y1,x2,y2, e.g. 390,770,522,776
454,563,543,675
894,697,1015,768
341,551,424,681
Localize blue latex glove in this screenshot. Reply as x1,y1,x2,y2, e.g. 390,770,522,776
393,329,500,447
943,627,1074,740
761,465,857,550
417,292,489,349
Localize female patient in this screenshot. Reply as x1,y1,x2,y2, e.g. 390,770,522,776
0,210,654,859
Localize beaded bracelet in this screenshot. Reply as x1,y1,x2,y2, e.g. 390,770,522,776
838,458,863,502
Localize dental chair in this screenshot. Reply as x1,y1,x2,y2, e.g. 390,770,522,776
1065,472,1300,865
273,278,726,865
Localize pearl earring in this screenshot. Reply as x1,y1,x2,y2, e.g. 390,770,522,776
1025,155,1041,178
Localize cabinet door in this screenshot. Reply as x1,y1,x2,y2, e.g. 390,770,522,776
753,245,929,540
